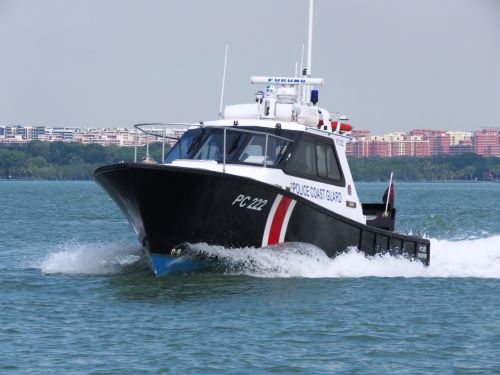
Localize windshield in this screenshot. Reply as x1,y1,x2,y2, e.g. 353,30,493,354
238,133,290,165
165,127,293,167
164,127,204,163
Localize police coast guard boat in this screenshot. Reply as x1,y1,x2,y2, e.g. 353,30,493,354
93,0,430,276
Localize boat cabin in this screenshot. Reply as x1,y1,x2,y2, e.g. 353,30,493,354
165,125,345,189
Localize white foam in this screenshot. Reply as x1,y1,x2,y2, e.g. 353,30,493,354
36,235,500,278
188,235,500,279
426,236,500,278
38,242,147,275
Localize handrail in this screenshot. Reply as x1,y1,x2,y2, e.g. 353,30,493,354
206,126,295,143
264,134,269,168
135,123,294,142
223,128,227,173
134,122,198,139
134,123,199,164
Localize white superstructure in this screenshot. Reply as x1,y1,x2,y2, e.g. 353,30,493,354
160,0,365,224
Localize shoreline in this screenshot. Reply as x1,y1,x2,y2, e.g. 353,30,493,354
1,177,498,183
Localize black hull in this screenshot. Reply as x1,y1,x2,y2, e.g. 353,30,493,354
94,163,430,267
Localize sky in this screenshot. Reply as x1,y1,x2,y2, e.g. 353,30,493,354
0,0,499,133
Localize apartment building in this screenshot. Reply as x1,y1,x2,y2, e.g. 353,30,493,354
347,132,430,157
347,128,500,158
473,128,500,157
1,124,498,157
0,125,187,147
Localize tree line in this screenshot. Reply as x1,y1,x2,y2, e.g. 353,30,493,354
348,153,500,181
0,141,168,179
1,140,499,181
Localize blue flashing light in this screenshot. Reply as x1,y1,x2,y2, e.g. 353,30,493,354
310,89,319,105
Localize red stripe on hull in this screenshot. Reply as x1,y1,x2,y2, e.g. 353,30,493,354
268,196,292,245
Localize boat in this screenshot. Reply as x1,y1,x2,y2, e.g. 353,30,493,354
93,0,430,276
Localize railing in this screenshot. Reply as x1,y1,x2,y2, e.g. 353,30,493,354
134,122,198,164
134,123,294,172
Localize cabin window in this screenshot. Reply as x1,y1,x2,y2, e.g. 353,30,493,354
165,128,242,163
239,134,290,166
316,143,342,180
164,128,204,163
285,138,316,176
285,136,344,186
165,127,292,166
316,144,328,177
193,133,223,160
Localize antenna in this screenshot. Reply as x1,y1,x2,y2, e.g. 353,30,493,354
304,0,314,104
299,43,305,76
299,43,305,103
306,0,314,78
218,43,229,119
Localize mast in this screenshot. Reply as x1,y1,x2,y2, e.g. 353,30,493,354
304,0,314,104
306,0,314,78
299,43,305,103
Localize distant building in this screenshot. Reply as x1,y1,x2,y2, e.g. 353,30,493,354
449,140,473,155
346,128,489,158
426,132,450,155
447,130,473,145
347,130,430,157
473,128,500,157
0,125,188,148
39,127,76,142
1,124,499,158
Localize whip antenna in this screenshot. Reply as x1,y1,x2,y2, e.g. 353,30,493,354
303,0,314,103
299,43,305,102
218,43,229,119
306,0,314,78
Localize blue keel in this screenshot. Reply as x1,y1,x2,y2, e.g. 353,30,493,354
149,253,209,277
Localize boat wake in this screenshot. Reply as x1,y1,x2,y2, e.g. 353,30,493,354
37,242,149,275
36,235,500,278
186,235,500,279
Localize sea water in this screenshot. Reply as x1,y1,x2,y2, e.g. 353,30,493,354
0,181,499,374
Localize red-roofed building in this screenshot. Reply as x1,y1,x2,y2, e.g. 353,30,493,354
473,128,500,156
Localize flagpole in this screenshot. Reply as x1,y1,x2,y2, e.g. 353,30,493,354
384,171,394,217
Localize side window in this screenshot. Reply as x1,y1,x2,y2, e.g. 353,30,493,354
316,144,328,178
316,143,342,181
286,137,344,185
326,145,341,180
286,138,317,176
